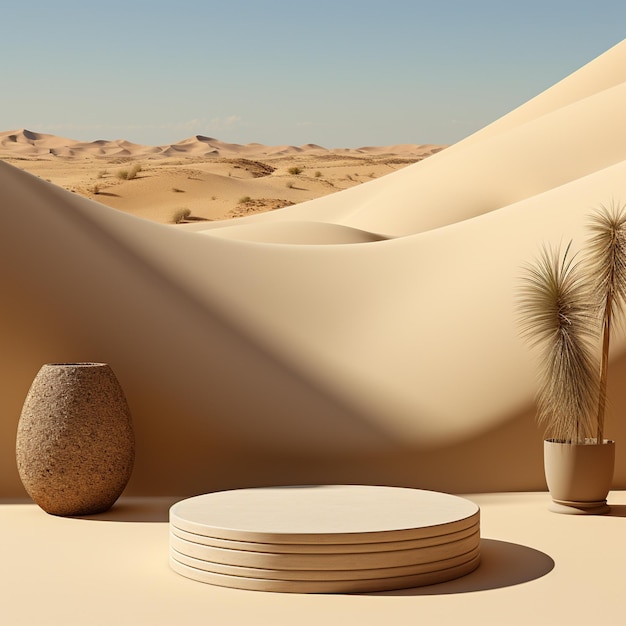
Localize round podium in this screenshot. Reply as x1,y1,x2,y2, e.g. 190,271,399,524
169,485,480,593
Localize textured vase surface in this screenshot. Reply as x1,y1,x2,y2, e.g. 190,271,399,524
16,362,135,516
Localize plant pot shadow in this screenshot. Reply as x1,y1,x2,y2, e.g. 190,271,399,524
367,539,554,596
606,503,626,517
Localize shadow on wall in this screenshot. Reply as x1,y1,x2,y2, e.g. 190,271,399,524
2,161,626,498
0,164,393,496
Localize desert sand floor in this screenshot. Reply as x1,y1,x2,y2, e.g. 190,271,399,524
0,132,444,224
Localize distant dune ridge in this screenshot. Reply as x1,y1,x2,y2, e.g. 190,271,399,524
0,129,439,159
2,39,626,498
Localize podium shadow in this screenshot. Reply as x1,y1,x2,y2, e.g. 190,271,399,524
369,539,554,596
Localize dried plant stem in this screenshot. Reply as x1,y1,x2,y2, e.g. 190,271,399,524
596,302,611,443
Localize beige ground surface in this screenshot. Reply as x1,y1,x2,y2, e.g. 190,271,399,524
2,492,625,626
0,131,441,224
2,40,626,502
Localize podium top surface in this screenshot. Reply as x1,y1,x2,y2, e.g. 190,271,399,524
170,485,480,544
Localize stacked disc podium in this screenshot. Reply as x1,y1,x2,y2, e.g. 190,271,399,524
169,485,480,593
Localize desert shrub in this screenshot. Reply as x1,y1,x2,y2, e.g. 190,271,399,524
171,208,192,224
286,181,294,189
314,171,322,178
238,196,252,204
288,166,303,175
117,163,142,180
97,169,108,179
172,187,185,193
128,163,142,179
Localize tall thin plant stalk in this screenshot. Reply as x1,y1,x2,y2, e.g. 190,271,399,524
518,242,600,442
585,202,626,443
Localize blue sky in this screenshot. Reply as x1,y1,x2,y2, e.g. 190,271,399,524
2,1,625,148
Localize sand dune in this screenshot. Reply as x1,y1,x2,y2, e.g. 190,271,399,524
198,52,625,237
0,129,434,160
2,40,626,499
0,130,436,224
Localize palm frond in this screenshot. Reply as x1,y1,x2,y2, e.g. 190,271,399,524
518,243,600,442
585,201,626,440
586,202,626,325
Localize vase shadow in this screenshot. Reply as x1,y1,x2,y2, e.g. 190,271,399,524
75,497,181,522
77,488,331,523
367,539,554,596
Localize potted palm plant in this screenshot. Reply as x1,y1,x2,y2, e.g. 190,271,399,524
518,203,626,514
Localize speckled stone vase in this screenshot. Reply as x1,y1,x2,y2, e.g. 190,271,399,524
16,363,135,516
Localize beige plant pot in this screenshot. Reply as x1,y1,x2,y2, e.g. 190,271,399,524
544,439,615,514
16,362,135,516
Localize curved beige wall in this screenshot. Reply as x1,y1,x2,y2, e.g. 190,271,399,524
2,40,626,498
